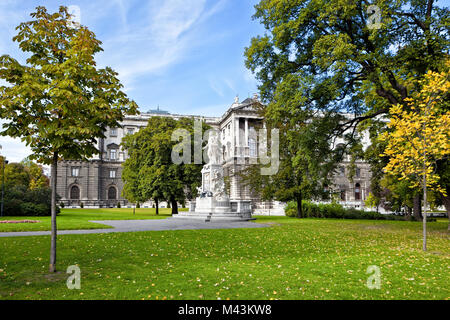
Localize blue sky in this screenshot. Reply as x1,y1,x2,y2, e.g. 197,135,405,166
0,0,265,162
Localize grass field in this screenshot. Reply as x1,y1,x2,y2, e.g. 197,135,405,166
0,215,448,300
0,208,186,232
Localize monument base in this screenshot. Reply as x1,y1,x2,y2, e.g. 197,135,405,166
173,198,253,222
173,211,253,222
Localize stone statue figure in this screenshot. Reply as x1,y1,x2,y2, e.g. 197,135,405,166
207,132,222,165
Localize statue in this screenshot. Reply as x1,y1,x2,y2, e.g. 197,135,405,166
207,132,222,165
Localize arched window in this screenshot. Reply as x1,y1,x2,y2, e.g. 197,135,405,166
108,186,117,200
355,183,361,201
70,186,80,200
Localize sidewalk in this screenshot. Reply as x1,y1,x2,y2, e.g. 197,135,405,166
0,218,268,237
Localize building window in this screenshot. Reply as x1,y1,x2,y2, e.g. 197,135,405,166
70,185,80,200
108,186,117,200
356,168,361,178
71,167,80,177
127,128,135,135
339,167,345,176
109,170,116,179
110,128,118,137
249,138,257,157
355,183,361,201
110,149,117,160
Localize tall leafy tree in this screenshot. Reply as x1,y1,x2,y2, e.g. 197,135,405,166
0,6,138,272
0,158,49,190
245,0,449,217
122,117,207,215
241,115,343,218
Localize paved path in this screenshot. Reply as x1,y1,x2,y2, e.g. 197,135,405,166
0,218,269,238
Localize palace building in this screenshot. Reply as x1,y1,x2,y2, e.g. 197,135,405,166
56,96,373,215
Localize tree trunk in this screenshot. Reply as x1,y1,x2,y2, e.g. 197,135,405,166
49,152,58,273
296,192,303,219
171,199,178,215
155,199,159,215
413,194,422,221
405,205,412,221
443,195,450,231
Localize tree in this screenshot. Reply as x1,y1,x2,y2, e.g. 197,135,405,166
21,158,49,190
0,6,138,272
245,0,448,218
122,117,207,215
241,115,342,218
379,65,450,249
0,157,49,190
0,161,30,189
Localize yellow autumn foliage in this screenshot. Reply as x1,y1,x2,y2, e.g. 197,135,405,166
380,60,450,195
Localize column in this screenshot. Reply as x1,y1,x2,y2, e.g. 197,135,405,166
245,119,249,147
236,117,240,147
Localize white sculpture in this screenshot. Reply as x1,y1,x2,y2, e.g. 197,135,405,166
207,133,222,165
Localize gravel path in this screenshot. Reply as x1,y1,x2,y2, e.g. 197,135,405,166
0,218,269,238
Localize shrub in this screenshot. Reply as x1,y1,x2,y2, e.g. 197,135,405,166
3,186,56,216
285,201,297,217
117,202,121,208
283,200,420,222
80,202,84,208
60,202,65,208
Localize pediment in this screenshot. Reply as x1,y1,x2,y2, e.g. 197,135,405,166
106,143,120,149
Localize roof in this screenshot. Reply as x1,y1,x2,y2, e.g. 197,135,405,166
148,106,170,114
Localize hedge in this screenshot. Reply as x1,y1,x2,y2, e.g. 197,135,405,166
285,201,406,221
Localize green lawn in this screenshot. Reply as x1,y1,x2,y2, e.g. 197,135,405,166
0,208,186,232
0,216,448,300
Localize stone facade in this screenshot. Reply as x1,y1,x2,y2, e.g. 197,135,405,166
57,98,373,214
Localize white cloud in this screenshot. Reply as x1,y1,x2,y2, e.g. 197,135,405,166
93,0,224,90
0,136,31,163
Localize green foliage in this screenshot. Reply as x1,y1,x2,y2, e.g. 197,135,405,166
122,117,209,209
245,0,449,218
365,192,380,211
285,200,405,221
0,158,48,190
3,186,60,216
